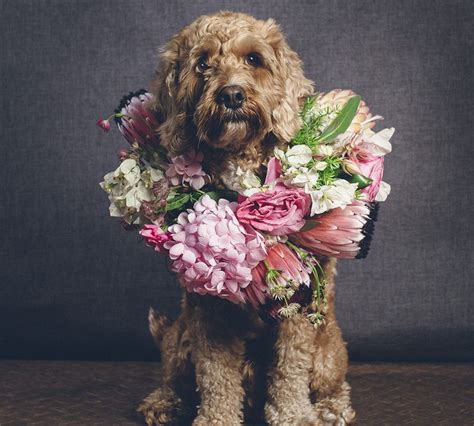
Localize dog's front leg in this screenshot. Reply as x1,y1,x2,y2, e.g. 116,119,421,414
265,313,320,426
189,301,246,425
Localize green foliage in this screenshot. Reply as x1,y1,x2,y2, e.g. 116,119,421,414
291,96,336,149
165,193,190,211
316,95,361,143
291,95,361,151
316,156,342,187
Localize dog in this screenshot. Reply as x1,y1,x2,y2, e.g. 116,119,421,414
138,11,356,425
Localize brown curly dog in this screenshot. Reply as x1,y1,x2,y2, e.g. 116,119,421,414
138,11,356,426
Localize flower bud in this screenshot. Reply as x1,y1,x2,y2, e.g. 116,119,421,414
342,159,362,175
97,119,111,132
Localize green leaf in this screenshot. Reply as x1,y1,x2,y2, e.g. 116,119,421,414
165,193,190,211
350,173,373,189
206,190,239,202
316,95,361,143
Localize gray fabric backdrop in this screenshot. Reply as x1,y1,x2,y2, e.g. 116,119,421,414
0,0,472,361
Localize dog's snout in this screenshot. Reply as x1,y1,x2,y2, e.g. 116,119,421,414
217,85,246,109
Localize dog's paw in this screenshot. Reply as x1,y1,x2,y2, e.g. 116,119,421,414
138,388,184,425
314,382,356,426
296,415,324,426
317,406,356,426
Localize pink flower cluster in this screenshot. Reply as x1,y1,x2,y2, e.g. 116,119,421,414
166,150,208,190
163,195,267,303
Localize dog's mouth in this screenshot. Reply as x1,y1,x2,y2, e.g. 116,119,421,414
221,110,249,123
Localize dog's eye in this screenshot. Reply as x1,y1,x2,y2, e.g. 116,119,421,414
196,59,210,73
246,53,262,67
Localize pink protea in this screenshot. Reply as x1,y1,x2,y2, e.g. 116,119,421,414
165,150,209,190
244,243,311,307
115,90,161,147
289,201,378,259
163,195,267,304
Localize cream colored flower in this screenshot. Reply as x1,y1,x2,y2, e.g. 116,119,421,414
308,179,358,216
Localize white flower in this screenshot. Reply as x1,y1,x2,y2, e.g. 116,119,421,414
285,145,313,166
375,181,391,202
219,162,263,196
100,160,163,223
285,165,319,189
315,144,334,157
239,169,261,189
308,179,358,216
115,158,141,186
359,127,394,157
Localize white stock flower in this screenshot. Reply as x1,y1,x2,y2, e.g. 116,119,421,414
308,179,358,216
285,145,313,166
359,127,394,157
314,144,334,157
375,181,391,202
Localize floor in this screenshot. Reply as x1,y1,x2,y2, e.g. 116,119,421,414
0,361,472,425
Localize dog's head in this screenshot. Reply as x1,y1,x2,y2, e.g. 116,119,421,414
151,12,313,155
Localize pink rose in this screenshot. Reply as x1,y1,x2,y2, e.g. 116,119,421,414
356,155,384,202
139,224,170,252
236,185,311,236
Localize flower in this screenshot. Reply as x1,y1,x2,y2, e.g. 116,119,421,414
289,201,376,259
264,157,282,184
236,184,311,236
357,156,384,201
115,90,161,147
307,179,358,216
97,119,111,132
348,127,394,201
140,224,170,252
285,145,313,167
245,243,311,307
100,159,163,224
315,89,380,134
163,195,267,303
165,150,208,190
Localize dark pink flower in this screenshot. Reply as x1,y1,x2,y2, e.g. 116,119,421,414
235,185,311,236
97,119,111,132
139,224,170,253
244,243,310,307
265,157,282,184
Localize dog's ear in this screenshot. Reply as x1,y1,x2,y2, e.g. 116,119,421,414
149,36,189,155
263,19,314,143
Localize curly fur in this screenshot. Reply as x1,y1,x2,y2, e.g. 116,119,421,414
138,11,355,425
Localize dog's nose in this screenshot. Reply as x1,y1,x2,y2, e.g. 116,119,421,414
217,85,246,109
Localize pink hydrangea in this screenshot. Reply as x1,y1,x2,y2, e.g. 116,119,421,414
139,224,170,252
164,195,267,304
166,150,208,190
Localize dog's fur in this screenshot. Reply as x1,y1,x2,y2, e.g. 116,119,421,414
138,12,356,425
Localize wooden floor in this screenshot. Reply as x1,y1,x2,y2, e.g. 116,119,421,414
0,361,472,425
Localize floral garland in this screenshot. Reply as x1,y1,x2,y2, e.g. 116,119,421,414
98,89,393,326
